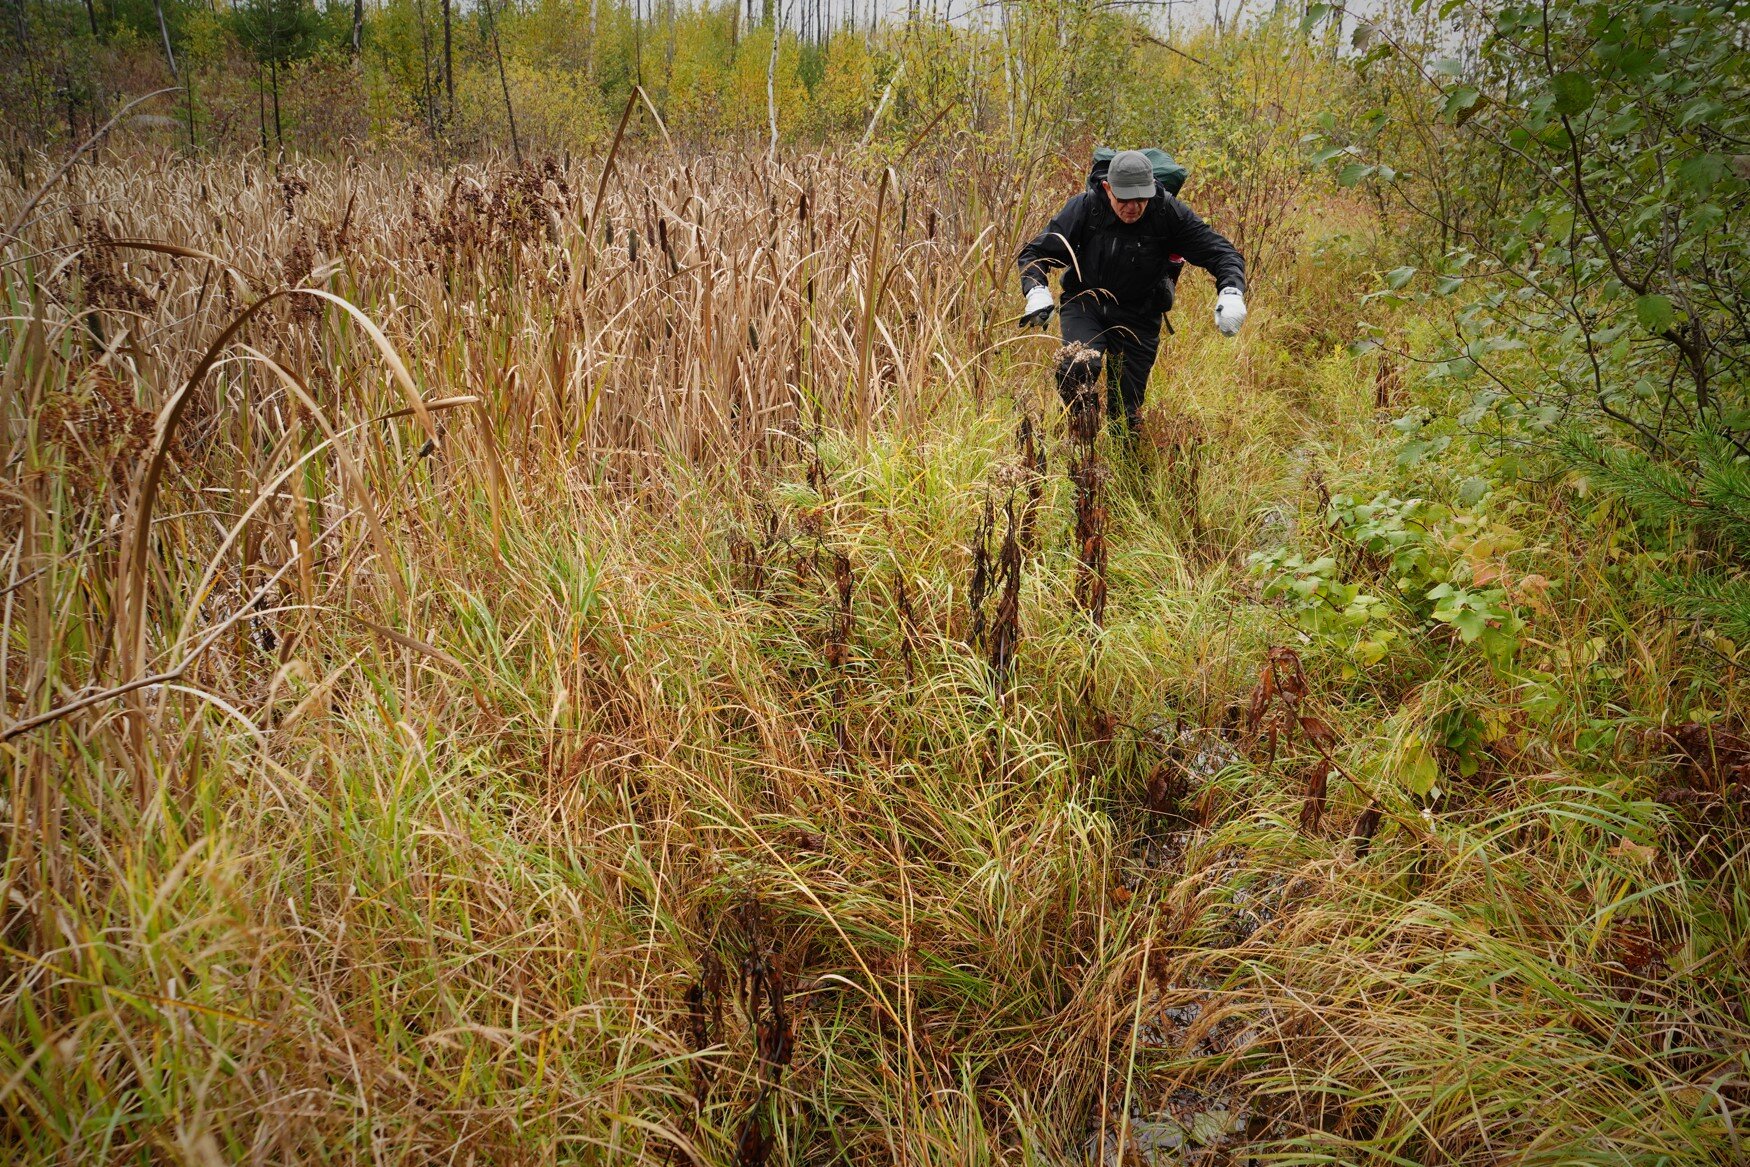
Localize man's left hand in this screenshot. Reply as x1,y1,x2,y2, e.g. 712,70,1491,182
1215,288,1247,337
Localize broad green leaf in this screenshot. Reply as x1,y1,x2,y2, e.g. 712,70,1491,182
1309,144,1349,166
1677,154,1726,196
1337,162,1373,186
1550,72,1596,116
1442,86,1481,122
1635,293,1675,334
1615,47,1654,76
1398,732,1440,797
1385,266,1417,290
1679,100,1726,129
1298,3,1331,32
1451,607,1488,641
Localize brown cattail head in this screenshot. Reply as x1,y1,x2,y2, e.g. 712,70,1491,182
825,551,853,670
987,496,1024,694
1017,415,1048,554
1072,458,1108,626
967,493,995,648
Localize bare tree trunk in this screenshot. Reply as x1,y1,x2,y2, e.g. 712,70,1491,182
185,69,197,149
484,0,521,163
587,0,599,76
443,0,454,119
414,0,439,143
152,0,178,77
858,57,901,148
767,0,783,165
999,0,1016,145
352,0,363,54
269,55,282,150
80,0,98,39
14,0,44,133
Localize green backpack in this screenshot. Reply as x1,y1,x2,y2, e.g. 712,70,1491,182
1089,146,1189,198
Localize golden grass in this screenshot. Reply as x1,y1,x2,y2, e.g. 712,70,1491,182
1,146,1744,1164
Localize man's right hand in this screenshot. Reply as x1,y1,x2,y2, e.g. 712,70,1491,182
1019,286,1055,329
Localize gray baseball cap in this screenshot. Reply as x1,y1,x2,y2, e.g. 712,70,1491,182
1106,150,1156,200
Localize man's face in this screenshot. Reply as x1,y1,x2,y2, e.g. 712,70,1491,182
1102,180,1148,224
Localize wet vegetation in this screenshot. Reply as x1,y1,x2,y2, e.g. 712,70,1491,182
3,0,1748,1163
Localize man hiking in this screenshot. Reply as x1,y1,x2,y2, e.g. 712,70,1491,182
1017,149,1248,438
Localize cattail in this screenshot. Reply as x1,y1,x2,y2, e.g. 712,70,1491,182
894,570,918,682
826,552,853,670
1072,458,1108,627
967,493,995,648
657,215,677,274
987,497,1023,694
1017,415,1047,553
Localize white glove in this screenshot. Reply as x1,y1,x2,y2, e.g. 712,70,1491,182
1214,287,1247,336
1020,285,1055,328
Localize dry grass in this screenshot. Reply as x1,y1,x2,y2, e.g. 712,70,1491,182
1,146,1744,1165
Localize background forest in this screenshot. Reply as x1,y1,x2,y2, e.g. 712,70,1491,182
3,0,1749,1163
6,0,1267,155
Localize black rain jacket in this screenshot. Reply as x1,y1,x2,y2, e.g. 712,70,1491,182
1017,181,1246,315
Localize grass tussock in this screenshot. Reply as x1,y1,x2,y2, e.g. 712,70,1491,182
2,148,1745,1165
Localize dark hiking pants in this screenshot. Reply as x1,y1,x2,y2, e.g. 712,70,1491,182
1054,295,1163,436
